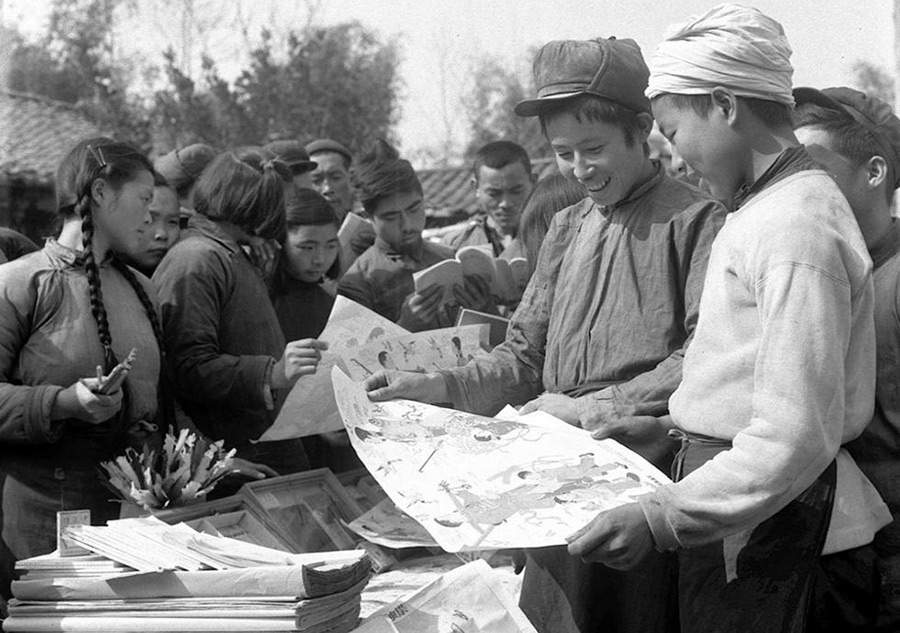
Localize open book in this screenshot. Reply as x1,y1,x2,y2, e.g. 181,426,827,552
412,244,528,305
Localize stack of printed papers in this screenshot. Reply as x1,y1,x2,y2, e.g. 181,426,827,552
6,523,372,632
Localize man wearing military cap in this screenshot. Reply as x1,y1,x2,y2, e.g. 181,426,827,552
795,86,900,632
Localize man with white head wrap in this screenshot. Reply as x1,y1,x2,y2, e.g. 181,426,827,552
567,5,883,632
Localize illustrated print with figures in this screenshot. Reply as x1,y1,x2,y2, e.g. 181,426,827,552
332,366,671,552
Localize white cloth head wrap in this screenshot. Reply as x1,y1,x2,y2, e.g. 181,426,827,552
646,4,795,106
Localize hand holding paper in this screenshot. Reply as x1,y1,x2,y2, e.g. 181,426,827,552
397,285,445,331
365,370,448,404
53,380,123,424
271,339,329,389
519,392,580,426
566,502,655,570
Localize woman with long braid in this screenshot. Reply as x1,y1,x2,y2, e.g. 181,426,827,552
0,138,164,592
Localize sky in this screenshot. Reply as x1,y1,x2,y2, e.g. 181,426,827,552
2,0,894,166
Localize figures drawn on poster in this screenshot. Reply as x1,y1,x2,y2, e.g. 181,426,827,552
332,366,671,552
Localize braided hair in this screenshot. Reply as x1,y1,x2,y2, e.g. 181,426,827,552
56,138,163,373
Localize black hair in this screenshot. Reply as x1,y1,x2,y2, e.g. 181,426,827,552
56,138,176,433
352,140,422,216
538,93,648,146
153,171,171,188
56,138,165,373
653,93,793,128
472,141,532,181
518,173,588,275
192,149,292,241
794,102,892,203
271,188,342,295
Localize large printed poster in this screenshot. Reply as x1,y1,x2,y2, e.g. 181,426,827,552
332,367,671,552
262,297,487,440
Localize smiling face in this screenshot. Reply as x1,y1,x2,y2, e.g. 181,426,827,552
652,95,743,201
474,162,533,236
93,169,154,257
370,190,426,252
128,185,180,271
284,223,341,283
546,113,652,207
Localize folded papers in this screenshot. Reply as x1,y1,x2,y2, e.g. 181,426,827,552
356,560,535,632
9,524,372,633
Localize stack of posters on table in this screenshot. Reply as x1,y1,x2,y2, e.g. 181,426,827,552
153,469,398,573
5,519,372,632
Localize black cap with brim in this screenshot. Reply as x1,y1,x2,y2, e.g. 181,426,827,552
514,37,651,118
795,86,900,190
306,138,353,164
264,140,318,173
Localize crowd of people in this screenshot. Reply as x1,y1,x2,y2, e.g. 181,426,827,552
0,3,897,632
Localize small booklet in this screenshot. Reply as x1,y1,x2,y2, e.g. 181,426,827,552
412,244,528,305
455,308,510,349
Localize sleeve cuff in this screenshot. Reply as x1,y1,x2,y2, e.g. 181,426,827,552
32,385,65,443
436,368,465,409
262,357,275,410
639,490,682,551
575,387,619,431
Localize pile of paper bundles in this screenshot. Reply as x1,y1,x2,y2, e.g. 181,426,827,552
4,517,372,632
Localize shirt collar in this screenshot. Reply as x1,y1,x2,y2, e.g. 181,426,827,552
869,218,900,269
44,238,84,266
44,238,112,268
605,160,665,212
375,236,425,263
186,215,242,254
734,145,816,209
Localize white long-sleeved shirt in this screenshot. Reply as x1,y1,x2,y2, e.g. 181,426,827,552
640,168,878,550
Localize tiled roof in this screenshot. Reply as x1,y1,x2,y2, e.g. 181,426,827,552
0,91,103,186
419,157,558,219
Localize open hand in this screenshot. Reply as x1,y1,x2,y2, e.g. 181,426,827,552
246,237,280,278
519,392,580,426
591,415,677,466
365,370,448,404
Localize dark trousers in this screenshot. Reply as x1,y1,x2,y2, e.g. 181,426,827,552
519,545,679,633
675,441,836,633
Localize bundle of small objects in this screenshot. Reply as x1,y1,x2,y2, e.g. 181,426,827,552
102,428,237,511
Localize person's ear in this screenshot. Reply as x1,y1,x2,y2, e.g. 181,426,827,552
865,155,889,191
89,178,109,210
710,87,738,124
635,112,655,144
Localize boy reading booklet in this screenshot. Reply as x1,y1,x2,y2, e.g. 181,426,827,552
413,244,529,306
